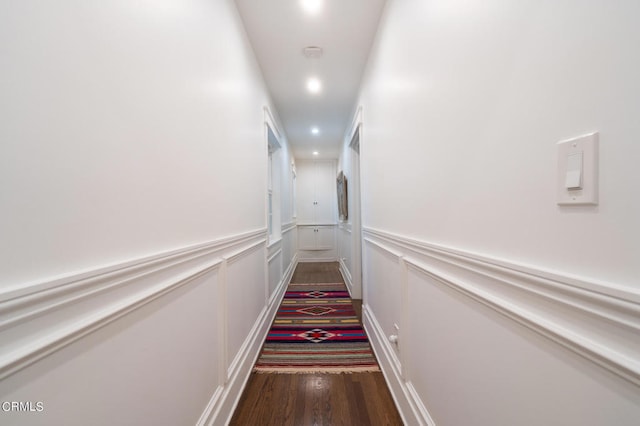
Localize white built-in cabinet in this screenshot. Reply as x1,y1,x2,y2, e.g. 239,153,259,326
296,160,336,224
298,225,335,250
296,160,337,261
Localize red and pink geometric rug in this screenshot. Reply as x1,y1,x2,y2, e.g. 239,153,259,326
253,283,380,373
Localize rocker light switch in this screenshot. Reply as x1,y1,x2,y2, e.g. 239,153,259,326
557,132,598,205
565,152,583,189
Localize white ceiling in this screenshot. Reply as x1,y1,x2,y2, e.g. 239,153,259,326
234,0,387,160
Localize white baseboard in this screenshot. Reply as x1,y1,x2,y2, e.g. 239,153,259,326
364,305,436,426
200,253,297,425
283,253,298,288
338,258,354,298
297,257,338,263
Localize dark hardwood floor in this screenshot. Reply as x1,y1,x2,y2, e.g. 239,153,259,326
229,262,403,426
229,372,401,426
290,261,345,284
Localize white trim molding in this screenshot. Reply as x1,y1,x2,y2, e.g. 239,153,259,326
363,227,640,387
1,256,224,381
206,253,297,426
0,229,265,381
363,305,433,426
267,248,283,265
0,229,266,303
338,258,354,297
282,222,296,234
0,228,294,426
263,106,284,144
345,105,363,146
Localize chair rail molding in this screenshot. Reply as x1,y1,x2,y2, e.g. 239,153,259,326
0,227,292,426
282,222,296,234
363,227,640,387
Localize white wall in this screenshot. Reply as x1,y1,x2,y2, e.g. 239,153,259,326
0,1,293,425
356,0,640,424
0,0,268,287
360,0,640,286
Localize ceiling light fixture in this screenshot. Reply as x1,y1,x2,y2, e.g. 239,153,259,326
306,77,322,94
301,0,322,14
303,46,323,59
313,151,319,156
311,127,319,135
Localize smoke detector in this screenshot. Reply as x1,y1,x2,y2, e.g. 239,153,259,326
303,46,323,58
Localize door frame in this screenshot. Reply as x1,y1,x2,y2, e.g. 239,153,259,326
346,107,363,299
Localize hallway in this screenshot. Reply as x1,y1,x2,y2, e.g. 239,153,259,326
230,262,402,425
1,1,639,425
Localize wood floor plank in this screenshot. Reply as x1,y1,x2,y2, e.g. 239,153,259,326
229,262,403,426
293,375,307,425
307,374,330,425
291,261,344,284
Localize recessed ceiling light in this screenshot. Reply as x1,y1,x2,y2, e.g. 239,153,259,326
307,77,322,94
301,0,322,14
313,151,319,156
311,127,319,135
303,46,323,59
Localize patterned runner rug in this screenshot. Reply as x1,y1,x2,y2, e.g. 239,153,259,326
253,283,380,373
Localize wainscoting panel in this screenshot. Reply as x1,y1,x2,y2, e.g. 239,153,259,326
280,224,298,302
0,229,291,426
338,224,354,295
267,242,283,300
362,228,640,426
1,267,222,426
362,238,403,368
205,227,295,426
338,224,352,273
281,223,296,278
224,240,269,379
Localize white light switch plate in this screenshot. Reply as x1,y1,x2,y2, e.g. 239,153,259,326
557,132,599,205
